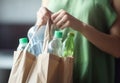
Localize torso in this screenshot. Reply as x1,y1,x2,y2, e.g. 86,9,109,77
47,0,117,83
112,0,120,15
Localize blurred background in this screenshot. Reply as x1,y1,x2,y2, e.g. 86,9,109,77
0,0,41,83
0,0,120,83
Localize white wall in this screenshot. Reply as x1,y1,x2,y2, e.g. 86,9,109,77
0,0,41,24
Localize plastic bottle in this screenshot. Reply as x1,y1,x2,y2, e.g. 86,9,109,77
62,32,74,57
17,37,28,51
48,30,63,56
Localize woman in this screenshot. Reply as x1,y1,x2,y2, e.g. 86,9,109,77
34,0,120,83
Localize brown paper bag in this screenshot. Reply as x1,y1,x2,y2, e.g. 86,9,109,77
26,54,73,83
8,51,36,83
8,20,74,83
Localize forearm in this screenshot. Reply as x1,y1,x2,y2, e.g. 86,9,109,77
73,20,120,58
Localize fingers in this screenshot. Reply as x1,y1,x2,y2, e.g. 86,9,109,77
36,8,73,29
55,15,68,28
37,7,52,17
36,7,52,26
51,9,70,29
51,9,63,23
60,21,70,29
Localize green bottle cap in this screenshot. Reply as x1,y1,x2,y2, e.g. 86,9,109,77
19,37,28,44
68,32,74,37
54,30,62,38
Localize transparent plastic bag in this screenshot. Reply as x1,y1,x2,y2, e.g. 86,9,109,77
27,22,59,56
27,25,46,56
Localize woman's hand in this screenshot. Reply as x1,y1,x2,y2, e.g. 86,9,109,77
51,9,80,29
36,7,52,27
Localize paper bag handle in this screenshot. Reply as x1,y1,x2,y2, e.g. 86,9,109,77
42,19,53,53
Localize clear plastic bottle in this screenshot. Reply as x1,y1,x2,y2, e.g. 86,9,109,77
62,32,74,57
48,30,63,56
17,37,28,51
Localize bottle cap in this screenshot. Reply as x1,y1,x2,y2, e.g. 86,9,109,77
19,37,28,44
68,32,74,37
54,30,62,38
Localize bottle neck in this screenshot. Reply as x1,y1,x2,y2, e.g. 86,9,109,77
53,37,62,40
67,36,74,39
19,43,28,45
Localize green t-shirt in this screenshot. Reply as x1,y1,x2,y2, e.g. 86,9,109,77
47,0,117,83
